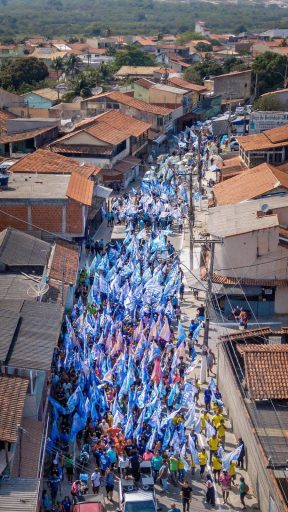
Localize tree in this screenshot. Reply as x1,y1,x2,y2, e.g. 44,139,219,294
177,31,203,45
195,42,212,52
0,57,49,90
184,56,224,84
51,56,65,81
254,95,283,112
113,45,155,71
252,51,288,95
64,54,82,81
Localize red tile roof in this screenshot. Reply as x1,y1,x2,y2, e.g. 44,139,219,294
213,162,288,206
238,125,288,151
0,125,58,144
51,144,113,156
168,77,207,92
9,148,100,178
211,272,288,287
0,376,28,443
48,239,80,285
95,109,151,137
66,173,94,206
240,344,288,399
106,91,173,115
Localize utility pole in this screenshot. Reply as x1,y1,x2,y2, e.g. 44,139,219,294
204,241,215,346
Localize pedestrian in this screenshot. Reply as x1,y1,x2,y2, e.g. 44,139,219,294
204,386,212,412
179,282,185,301
207,349,215,377
180,480,192,512
198,448,208,479
219,469,231,504
61,495,73,512
91,467,101,494
48,472,61,507
205,474,215,506
64,453,74,483
178,457,185,482
152,451,163,483
239,476,249,509
158,458,169,491
229,460,237,484
216,419,226,447
168,504,181,512
212,453,222,484
237,438,245,469
169,453,179,485
41,489,51,512
104,468,115,502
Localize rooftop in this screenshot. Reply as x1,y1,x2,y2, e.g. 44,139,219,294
48,239,80,285
24,87,63,101
0,173,71,200
0,375,28,443
0,227,50,267
238,125,288,151
208,201,279,238
213,163,288,206
106,91,173,115
95,109,151,137
0,299,63,371
0,477,40,512
239,344,288,400
211,69,252,79
0,125,58,145
9,149,100,178
115,66,161,77
168,76,207,92
66,172,94,206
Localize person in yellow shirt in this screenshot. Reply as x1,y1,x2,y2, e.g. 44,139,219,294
200,410,211,437
178,458,185,482
208,434,221,464
229,460,237,484
217,419,226,447
198,448,208,479
212,411,224,428
212,454,222,484
189,454,196,476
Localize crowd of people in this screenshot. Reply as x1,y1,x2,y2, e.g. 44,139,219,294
42,129,250,512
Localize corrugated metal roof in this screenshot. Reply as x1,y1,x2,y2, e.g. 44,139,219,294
7,301,63,371
0,228,51,267
0,478,39,512
0,274,41,301
0,309,20,362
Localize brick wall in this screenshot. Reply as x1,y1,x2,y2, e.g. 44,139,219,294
66,201,84,234
31,204,62,232
0,205,28,231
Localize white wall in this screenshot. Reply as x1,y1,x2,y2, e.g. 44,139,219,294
214,227,288,281
275,286,288,314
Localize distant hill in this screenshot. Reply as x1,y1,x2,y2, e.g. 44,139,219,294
0,0,286,40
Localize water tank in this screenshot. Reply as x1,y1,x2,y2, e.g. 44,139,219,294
0,174,9,187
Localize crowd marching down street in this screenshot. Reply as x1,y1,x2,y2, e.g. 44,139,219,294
44,127,249,512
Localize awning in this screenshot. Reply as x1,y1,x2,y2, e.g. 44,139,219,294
95,184,113,199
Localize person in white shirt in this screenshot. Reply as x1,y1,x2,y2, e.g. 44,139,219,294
91,467,101,495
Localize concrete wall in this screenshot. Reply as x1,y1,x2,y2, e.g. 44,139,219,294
275,286,288,314
133,83,150,103
217,343,287,512
148,87,184,106
0,88,24,109
23,93,54,109
210,70,252,100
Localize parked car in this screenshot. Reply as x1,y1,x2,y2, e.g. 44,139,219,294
230,140,239,151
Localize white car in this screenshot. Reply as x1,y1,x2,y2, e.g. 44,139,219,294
230,140,239,151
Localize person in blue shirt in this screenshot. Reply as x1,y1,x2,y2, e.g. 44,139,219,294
104,468,115,502
106,445,117,469
204,386,212,412
168,504,181,512
61,495,72,512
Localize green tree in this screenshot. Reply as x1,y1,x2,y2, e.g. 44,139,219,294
0,57,48,90
113,45,155,71
177,31,203,45
184,56,224,84
252,51,288,95
195,42,212,52
254,94,283,111
64,54,82,81
51,56,65,81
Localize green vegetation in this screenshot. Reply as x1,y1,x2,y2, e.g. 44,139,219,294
252,52,288,95
254,95,283,112
0,0,286,39
184,55,247,84
0,57,49,91
113,45,155,70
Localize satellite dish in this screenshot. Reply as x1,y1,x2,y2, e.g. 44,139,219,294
61,121,75,133
27,282,49,299
260,203,270,213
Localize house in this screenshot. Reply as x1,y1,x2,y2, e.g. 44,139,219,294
22,88,64,109
167,77,207,105
204,70,252,102
114,66,161,80
132,36,157,53
0,118,60,157
257,89,288,111
81,91,174,135
134,80,192,110
249,110,288,134
28,48,67,67
195,21,211,37
0,172,93,240
0,87,25,110
9,148,101,181
217,333,288,511
238,125,288,168
207,197,288,316
50,109,150,167
49,101,82,121
212,163,288,207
